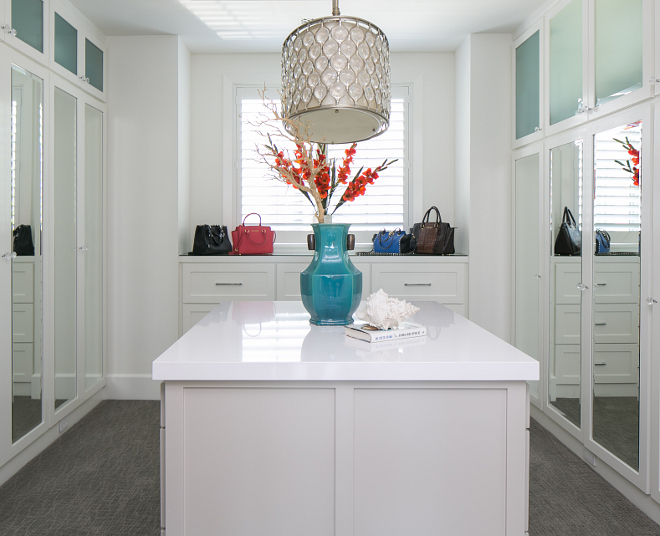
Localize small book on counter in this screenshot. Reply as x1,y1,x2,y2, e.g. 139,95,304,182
345,321,426,343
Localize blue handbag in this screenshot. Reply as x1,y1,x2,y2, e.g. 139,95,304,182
373,229,415,254
595,229,611,254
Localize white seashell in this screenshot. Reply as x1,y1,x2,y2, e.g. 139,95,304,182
355,289,419,330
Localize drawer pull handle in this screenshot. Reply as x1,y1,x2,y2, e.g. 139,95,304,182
595,362,607,366
404,283,432,286
596,283,607,286
216,282,243,286
595,322,607,326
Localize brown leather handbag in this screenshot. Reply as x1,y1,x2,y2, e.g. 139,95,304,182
413,206,455,255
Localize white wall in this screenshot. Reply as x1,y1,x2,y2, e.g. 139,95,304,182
178,41,192,255
455,34,513,341
454,39,471,256
106,35,181,399
189,52,455,232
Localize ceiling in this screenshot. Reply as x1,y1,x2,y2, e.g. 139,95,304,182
67,0,548,53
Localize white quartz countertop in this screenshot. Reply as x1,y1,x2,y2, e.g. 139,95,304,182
152,301,539,382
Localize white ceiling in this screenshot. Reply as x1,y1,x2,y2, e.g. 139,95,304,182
67,0,548,53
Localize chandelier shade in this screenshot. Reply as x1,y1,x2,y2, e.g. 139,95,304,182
281,12,391,144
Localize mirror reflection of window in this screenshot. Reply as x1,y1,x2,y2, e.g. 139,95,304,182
548,140,583,429
592,121,641,471
11,65,44,443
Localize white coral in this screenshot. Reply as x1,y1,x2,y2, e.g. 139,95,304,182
355,289,419,330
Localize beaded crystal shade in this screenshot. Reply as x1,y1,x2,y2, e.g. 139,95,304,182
281,10,390,144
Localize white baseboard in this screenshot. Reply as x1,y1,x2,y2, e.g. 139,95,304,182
105,374,162,400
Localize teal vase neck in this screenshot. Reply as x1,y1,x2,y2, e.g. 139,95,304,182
311,223,350,259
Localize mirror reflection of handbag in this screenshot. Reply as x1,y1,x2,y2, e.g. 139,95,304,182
231,213,276,255
373,229,415,254
192,225,232,255
554,207,581,256
595,229,611,255
12,224,34,256
413,206,455,255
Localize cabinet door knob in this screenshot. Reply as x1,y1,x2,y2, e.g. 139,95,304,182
647,297,658,305
79,246,89,251
576,283,588,291
2,251,17,260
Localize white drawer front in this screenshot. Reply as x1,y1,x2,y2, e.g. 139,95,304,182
12,261,34,304
593,304,639,344
371,264,466,304
593,344,639,384
593,262,640,304
182,264,275,303
554,305,581,345
552,344,580,384
553,262,581,305
182,304,218,333
12,343,34,382
12,304,34,343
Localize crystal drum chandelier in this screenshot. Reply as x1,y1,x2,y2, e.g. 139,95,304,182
281,0,390,144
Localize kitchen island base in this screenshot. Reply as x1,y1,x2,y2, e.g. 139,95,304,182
161,380,530,536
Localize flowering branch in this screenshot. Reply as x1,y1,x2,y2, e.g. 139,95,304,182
614,137,640,187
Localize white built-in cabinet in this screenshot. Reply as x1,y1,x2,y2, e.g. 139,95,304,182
512,97,660,501
179,257,469,336
0,6,106,477
514,0,655,148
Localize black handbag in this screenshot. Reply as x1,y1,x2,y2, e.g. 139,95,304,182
192,225,232,255
554,207,581,256
12,224,34,256
412,206,455,255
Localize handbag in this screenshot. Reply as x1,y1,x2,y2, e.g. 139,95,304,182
192,225,232,255
373,229,416,254
12,224,34,256
412,206,455,255
554,207,581,256
595,229,611,255
231,213,276,255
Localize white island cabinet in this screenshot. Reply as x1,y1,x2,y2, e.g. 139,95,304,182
153,301,538,536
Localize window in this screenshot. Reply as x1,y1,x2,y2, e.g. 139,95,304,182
236,85,409,245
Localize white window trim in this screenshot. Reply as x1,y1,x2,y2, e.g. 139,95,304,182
229,82,414,252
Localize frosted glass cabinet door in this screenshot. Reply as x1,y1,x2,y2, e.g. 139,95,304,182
84,104,103,389
594,0,643,106
516,31,540,139
53,87,77,409
10,0,43,53
84,39,103,92
54,12,77,76
549,0,583,124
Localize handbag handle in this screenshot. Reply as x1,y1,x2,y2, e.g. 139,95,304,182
377,229,403,249
562,207,577,227
421,206,442,227
242,213,262,226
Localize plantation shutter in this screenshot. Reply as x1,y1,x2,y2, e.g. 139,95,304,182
593,125,641,233
237,85,408,243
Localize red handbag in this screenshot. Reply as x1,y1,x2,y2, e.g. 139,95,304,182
231,213,276,255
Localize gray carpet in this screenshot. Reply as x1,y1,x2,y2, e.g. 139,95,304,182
0,401,659,535
0,400,160,536
551,397,639,469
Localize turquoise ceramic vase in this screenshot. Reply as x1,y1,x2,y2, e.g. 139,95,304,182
300,223,362,326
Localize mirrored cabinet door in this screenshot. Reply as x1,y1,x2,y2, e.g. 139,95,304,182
591,120,642,471
53,86,77,410
548,139,583,429
84,104,102,389
514,152,541,401
10,64,43,442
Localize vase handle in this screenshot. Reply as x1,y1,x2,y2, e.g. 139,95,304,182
347,234,355,251
307,234,316,251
